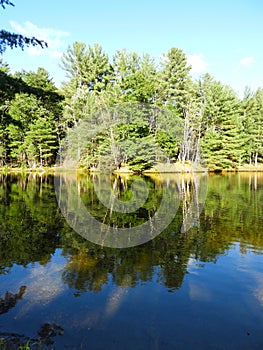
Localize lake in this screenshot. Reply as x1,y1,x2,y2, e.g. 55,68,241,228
0,172,263,349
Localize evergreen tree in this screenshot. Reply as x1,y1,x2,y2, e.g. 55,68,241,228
61,42,112,93
200,75,245,170
1,73,60,167
112,50,156,103
157,47,192,113
242,88,263,166
24,118,57,167
1,40,263,170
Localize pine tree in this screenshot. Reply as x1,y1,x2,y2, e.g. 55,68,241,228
61,42,112,93
200,75,245,170
242,88,263,166
157,47,192,113
24,118,57,167
112,50,156,103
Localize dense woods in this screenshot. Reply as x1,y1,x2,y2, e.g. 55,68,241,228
1,41,263,171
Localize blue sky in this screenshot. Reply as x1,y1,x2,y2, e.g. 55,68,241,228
1,0,262,96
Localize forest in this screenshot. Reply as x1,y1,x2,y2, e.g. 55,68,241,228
1,41,263,171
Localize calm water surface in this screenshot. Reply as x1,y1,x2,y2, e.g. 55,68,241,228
0,172,263,349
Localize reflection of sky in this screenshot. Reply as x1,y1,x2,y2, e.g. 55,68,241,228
253,272,263,306
188,280,211,302
187,242,263,311
0,240,263,349
104,277,130,319
0,249,66,319
16,261,65,318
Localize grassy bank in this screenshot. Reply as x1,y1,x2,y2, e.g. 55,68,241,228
1,163,263,174
237,164,263,172
0,167,55,174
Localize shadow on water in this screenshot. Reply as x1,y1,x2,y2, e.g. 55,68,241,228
0,172,263,349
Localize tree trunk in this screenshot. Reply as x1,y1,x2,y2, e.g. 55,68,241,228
255,151,258,167
39,147,43,167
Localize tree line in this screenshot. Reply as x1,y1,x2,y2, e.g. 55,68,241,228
1,41,263,171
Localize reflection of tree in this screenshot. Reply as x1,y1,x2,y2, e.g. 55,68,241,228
61,226,193,294
77,173,164,228
1,172,263,299
60,172,188,292
0,173,64,271
200,174,263,251
62,251,112,293
59,173,207,293
0,322,64,349
61,173,263,294
0,286,26,315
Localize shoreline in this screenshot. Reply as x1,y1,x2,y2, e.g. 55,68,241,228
1,163,263,174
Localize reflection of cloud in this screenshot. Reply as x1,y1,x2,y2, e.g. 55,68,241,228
240,56,255,66
187,53,207,73
105,286,128,318
187,258,205,275
189,281,211,302
104,274,131,319
253,272,263,306
16,262,65,317
9,20,69,58
54,279,130,330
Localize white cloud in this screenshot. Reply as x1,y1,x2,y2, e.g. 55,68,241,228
240,56,255,65
187,53,207,73
9,20,69,57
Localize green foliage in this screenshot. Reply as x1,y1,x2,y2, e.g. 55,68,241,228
156,129,179,160
242,88,263,166
122,135,158,171
199,75,246,170
0,67,62,167
61,42,112,93
24,118,58,166
19,341,30,350
112,50,157,103
1,39,263,170
63,102,183,172
157,47,192,111
58,42,263,172
0,174,62,267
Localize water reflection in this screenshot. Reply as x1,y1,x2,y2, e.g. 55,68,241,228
0,286,26,315
0,173,61,270
0,172,263,291
0,172,263,349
